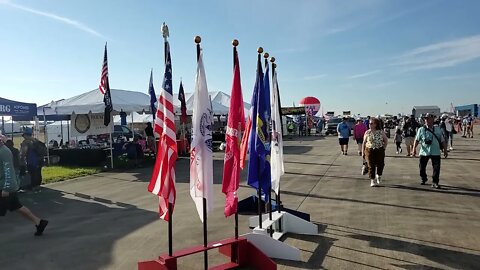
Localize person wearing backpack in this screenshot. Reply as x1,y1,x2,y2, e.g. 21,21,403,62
413,114,448,189
20,128,46,192
0,135,49,236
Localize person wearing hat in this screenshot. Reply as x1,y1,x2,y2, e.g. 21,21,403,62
20,127,46,192
413,113,448,189
440,114,454,151
0,134,48,236
337,117,351,155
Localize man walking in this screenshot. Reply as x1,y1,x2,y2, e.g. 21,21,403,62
403,116,417,157
413,114,448,189
0,135,48,236
20,128,45,192
337,117,351,155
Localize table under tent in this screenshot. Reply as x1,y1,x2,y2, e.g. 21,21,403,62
39,88,152,168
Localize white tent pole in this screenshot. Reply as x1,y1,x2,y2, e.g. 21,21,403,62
131,113,134,141
43,107,50,165
110,126,114,169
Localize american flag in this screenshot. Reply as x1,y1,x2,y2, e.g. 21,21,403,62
147,41,177,221
100,44,112,126
99,43,109,94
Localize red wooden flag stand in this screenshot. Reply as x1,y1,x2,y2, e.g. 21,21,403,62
137,237,276,270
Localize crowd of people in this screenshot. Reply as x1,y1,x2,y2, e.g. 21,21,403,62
0,131,48,236
337,113,475,189
286,117,325,137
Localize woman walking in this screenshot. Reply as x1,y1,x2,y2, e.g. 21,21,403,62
394,128,403,154
353,118,368,156
440,115,454,151
362,117,389,187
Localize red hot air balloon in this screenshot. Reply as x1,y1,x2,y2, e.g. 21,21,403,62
299,96,321,115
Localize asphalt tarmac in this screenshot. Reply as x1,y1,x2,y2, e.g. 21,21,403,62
1,134,479,270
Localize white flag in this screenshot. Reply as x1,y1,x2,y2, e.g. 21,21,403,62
189,51,214,223
270,70,284,195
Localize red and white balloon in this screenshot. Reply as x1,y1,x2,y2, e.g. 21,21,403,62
299,96,321,115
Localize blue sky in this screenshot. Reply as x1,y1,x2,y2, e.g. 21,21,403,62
0,0,479,116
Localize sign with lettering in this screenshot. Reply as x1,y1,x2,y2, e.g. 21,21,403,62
0,97,37,119
281,107,306,115
70,113,113,137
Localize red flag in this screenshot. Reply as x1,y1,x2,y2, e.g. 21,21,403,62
239,117,251,169
222,50,245,217
148,41,177,221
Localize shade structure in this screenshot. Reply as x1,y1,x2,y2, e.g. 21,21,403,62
172,90,251,115
0,97,37,121
39,88,152,118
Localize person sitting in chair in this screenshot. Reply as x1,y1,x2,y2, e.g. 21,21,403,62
123,136,143,167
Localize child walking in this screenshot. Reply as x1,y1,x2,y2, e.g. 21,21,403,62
394,129,403,154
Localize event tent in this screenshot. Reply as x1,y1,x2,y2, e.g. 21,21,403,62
39,88,152,118
1,120,22,134
0,97,37,121
172,90,251,115
113,111,153,124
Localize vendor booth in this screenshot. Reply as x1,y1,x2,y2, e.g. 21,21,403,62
0,97,37,136
39,88,152,167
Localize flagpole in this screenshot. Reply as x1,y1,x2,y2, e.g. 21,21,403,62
232,39,240,240
263,52,274,237
195,35,208,270
162,22,174,258
256,47,264,231
271,57,284,136
272,59,283,233
168,202,173,256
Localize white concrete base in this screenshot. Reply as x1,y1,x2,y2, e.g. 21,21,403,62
249,211,318,239
242,230,301,261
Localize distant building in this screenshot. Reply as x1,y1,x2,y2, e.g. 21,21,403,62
455,104,478,117
412,106,441,118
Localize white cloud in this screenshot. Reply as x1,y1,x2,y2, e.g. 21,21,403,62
304,74,326,80
392,35,480,71
348,70,381,79
2,1,104,38
436,73,480,81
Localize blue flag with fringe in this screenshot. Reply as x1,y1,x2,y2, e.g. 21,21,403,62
247,55,271,200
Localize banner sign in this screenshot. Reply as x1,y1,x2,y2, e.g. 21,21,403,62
343,111,351,116
281,106,306,115
0,97,37,119
70,113,113,137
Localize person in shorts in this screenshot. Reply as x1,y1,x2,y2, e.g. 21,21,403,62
403,117,416,156
353,118,368,156
0,135,48,236
337,117,351,155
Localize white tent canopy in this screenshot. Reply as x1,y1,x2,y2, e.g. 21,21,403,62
40,88,152,116
172,90,251,115
39,89,251,120
1,119,22,134
113,111,153,124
